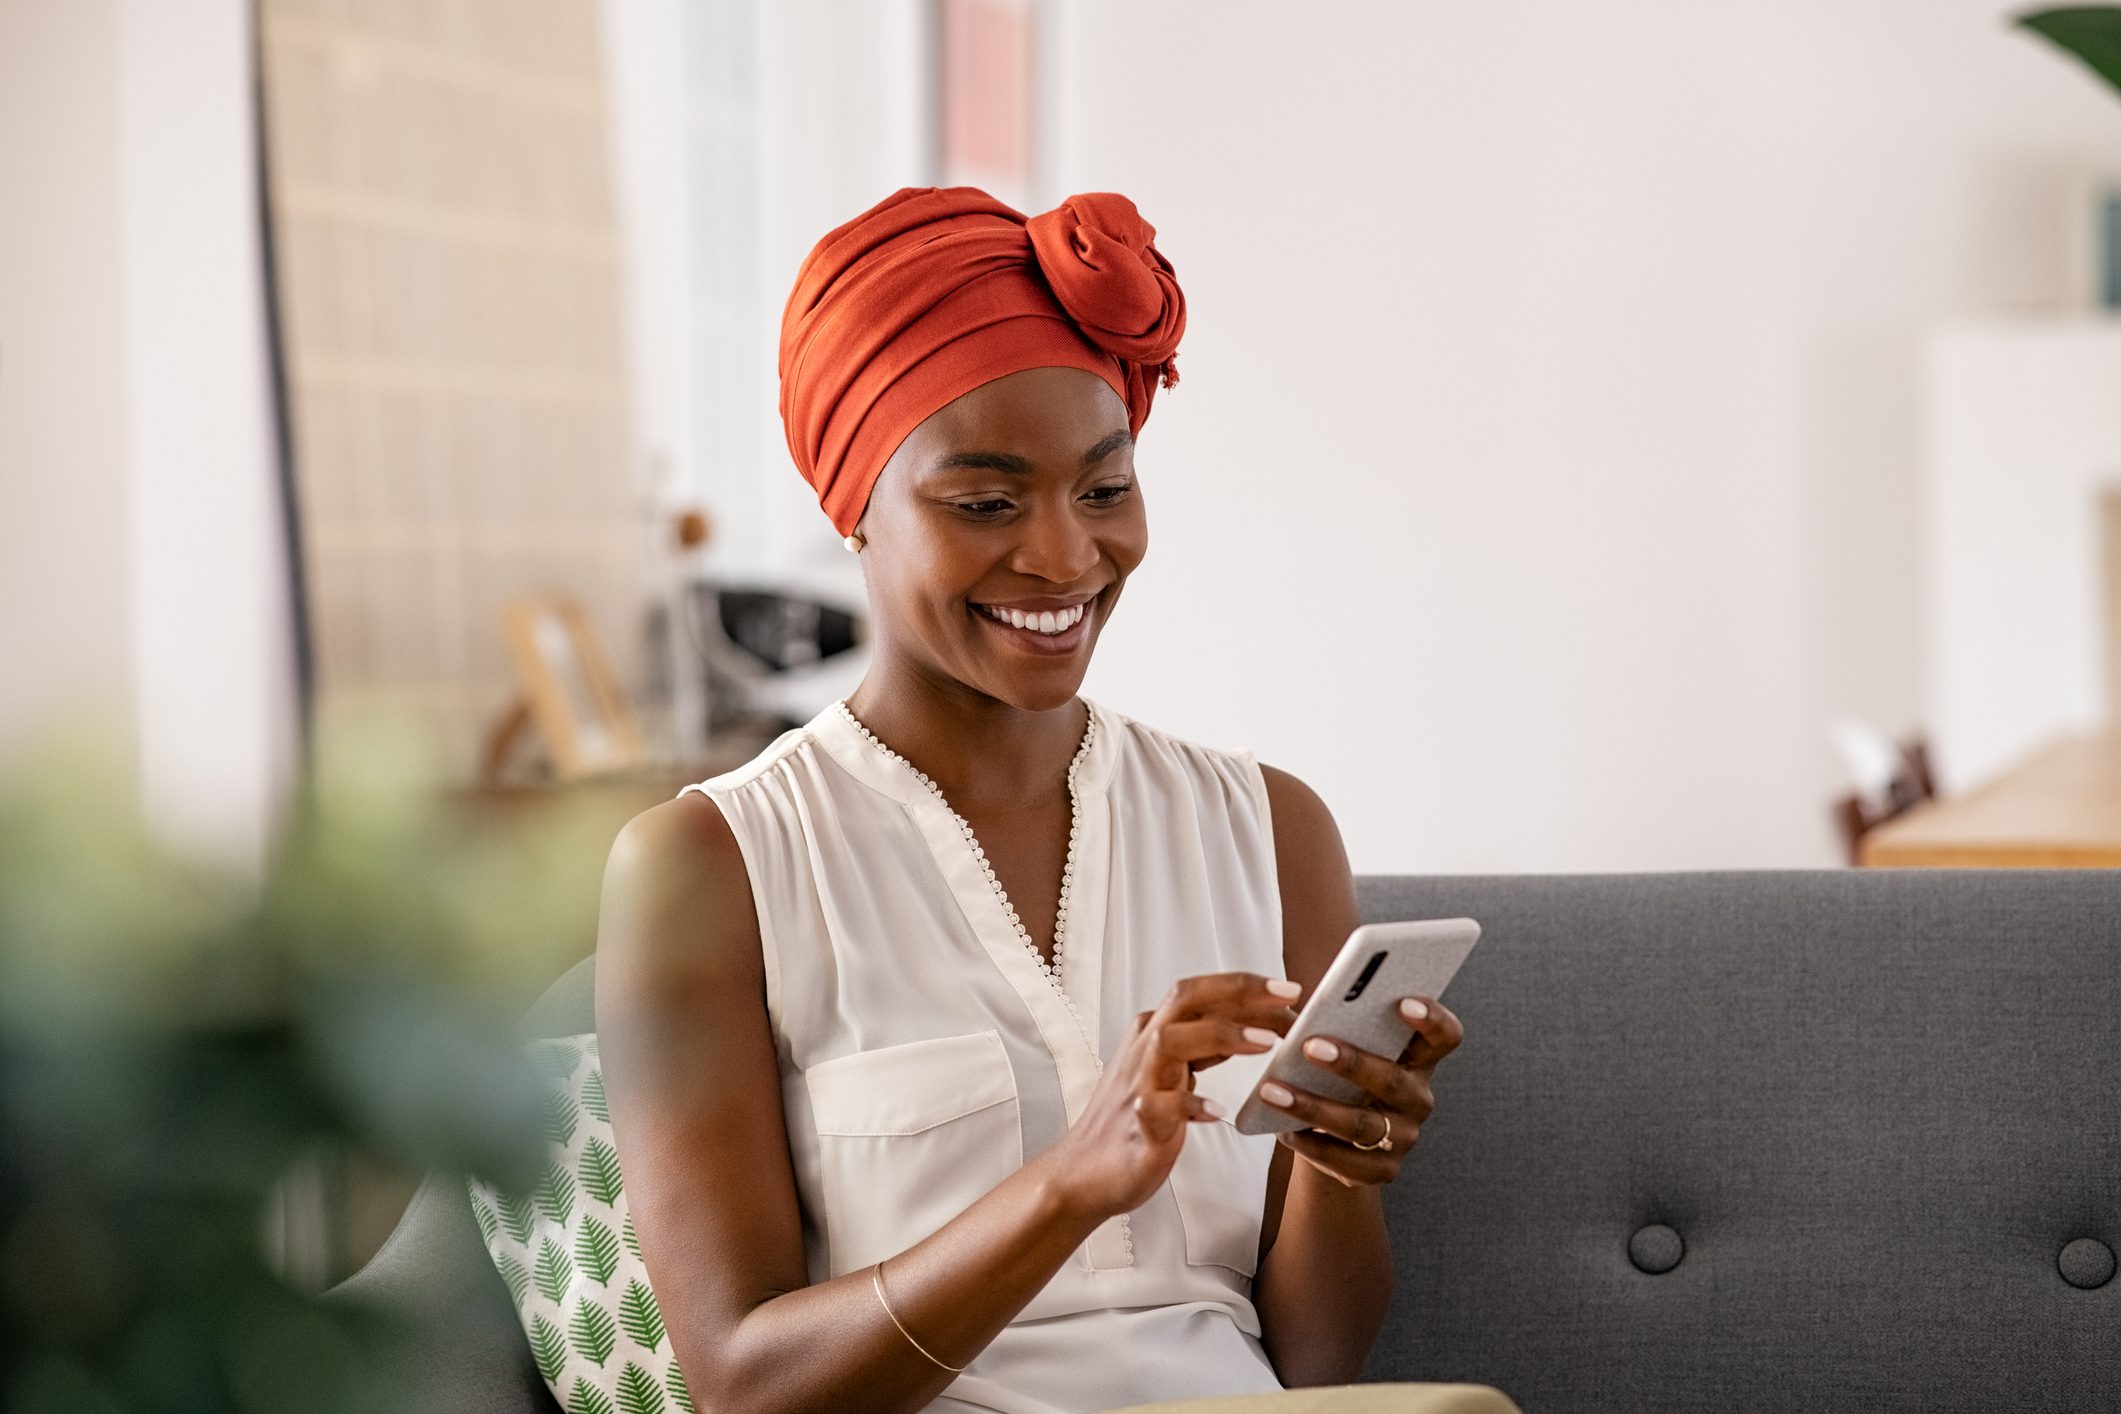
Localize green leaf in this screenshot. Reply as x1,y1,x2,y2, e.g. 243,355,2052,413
623,1216,641,1259
535,1236,577,1303
497,1252,531,1305
2018,7,2121,100
582,1067,609,1122
499,1189,537,1245
531,1315,568,1383
579,1137,624,1206
666,1359,695,1414
570,1299,617,1366
576,1215,622,1286
618,1279,665,1352
616,1363,666,1414
568,1378,615,1414
533,1038,586,1081
469,1189,500,1246
546,1085,580,1146
535,1157,576,1225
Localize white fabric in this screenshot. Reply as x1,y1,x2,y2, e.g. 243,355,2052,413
679,698,1289,1412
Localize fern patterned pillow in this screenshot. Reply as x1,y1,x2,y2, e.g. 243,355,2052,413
469,1034,693,1414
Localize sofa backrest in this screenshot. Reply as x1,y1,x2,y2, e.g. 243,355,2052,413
332,870,2121,1414
1358,869,2120,1412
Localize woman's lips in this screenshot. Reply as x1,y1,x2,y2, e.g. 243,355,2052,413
971,598,1094,655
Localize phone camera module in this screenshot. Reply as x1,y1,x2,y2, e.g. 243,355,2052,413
1342,951,1388,1002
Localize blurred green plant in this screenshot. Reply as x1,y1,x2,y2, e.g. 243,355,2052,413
2018,6,2121,101
0,713,605,1413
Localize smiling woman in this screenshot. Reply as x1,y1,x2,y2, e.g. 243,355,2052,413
589,186,1468,1414
860,367,1145,690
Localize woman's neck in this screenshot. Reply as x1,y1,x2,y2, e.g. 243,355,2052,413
843,666,1088,815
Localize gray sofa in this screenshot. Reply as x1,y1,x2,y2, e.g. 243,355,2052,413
330,869,2121,1412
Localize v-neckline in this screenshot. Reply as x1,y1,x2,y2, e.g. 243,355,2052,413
811,699,1117,1114
807,698,1137,1272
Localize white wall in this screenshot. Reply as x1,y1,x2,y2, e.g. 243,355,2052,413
119,0,297,875
0,0,135,777
1921,320,2121,788
1040,0,2121,872
0,0,295,876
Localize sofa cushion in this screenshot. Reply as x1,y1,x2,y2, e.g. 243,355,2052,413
1354,869,2121,1413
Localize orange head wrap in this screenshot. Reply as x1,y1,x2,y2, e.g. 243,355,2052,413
778,186,1186,536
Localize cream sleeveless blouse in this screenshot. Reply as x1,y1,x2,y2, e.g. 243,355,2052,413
679,699,1288,1412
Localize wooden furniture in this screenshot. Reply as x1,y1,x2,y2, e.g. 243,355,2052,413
1859,733,2121,867
494,597,647,783
1831,735,1938,866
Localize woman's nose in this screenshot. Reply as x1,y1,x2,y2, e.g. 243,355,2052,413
1012,502,1099,583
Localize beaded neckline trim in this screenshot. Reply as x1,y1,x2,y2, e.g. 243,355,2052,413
832,699,1101,1062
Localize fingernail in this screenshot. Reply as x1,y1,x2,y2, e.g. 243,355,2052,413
1242,1026,1279,1049
1302,1037,1339,1063
1198,1096,1226,1119
1266,978,1303,999
1401,999,1429,1022
1260,1081,1295,1107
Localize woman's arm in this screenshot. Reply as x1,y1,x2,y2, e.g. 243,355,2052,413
1250,765,1393,1386
595,792,1277,1414
595,793,1093,1413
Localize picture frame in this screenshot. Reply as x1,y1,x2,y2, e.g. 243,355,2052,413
498,596,645,781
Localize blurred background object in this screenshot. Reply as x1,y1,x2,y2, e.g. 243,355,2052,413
0,713,599,1411
1827,718,1938,864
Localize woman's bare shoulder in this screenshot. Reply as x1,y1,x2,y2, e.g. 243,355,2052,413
1255,763,1360,988
598,791,762,987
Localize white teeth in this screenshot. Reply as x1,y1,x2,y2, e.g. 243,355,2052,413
980,603,1087,635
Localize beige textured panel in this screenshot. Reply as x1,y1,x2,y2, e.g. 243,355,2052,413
259,0,642,781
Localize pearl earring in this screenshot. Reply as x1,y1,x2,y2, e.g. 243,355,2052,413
843,533,865,553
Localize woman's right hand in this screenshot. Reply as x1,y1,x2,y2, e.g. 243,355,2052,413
1042,972,1304,1219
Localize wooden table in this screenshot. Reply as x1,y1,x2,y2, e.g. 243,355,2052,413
1860,733,2121,868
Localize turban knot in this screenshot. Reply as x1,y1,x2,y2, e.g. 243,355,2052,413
1025,193,1186,381
779,186,1186,536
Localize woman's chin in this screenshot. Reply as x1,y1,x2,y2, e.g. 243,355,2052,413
964,606,1101,710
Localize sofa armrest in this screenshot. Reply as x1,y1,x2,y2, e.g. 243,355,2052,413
323,1176,557,1414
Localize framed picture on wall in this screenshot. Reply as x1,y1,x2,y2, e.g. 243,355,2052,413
500,597,645,781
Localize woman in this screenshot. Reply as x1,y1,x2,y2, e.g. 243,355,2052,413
595,186,1465,1414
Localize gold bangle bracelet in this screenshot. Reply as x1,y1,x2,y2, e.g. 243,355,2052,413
871,1262,967,1373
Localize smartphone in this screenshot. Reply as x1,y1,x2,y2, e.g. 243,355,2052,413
1192,918,1481,1136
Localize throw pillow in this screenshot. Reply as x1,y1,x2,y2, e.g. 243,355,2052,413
469,1034,693,1414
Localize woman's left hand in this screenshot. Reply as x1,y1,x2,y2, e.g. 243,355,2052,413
1263,995,1464,1186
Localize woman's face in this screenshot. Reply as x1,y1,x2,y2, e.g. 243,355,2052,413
854,366,1148,713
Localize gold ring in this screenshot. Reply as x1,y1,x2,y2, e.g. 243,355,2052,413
1351,1113,1393,1152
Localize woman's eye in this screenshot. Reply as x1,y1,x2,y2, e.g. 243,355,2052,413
956,499,1012,518
1084,481,1135,504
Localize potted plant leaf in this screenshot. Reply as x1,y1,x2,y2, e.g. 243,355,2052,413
0,718,597,1413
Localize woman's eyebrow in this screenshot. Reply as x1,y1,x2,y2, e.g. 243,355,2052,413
1079,429,1135,467
925,430,1135,479
927,450,1033,476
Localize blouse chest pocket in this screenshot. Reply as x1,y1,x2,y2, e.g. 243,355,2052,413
1164,1115,1275,1277
803,1029,1024,1279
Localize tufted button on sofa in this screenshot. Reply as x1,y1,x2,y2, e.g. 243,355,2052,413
2057,1238,2115,1290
